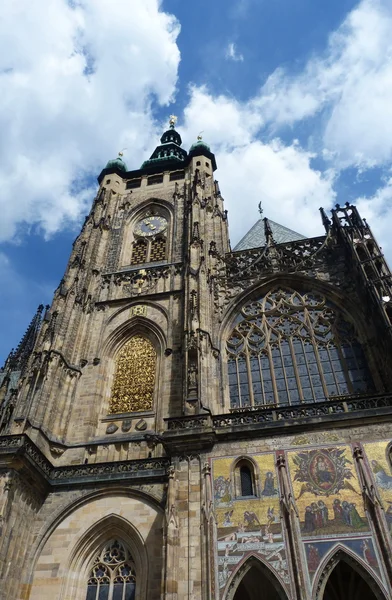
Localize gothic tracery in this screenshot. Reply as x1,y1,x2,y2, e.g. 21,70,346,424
227,288,374,409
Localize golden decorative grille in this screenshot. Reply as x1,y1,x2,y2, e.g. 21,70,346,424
110,336,156,413
150,237,166,262
227,288,374,409
130,240,147,265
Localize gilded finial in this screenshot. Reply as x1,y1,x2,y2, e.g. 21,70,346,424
197,131,204,141
169,115,177,128
118,147,127,158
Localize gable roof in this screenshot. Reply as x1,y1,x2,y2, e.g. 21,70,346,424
233,218,306,252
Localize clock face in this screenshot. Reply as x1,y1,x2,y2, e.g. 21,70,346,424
134,215,168,237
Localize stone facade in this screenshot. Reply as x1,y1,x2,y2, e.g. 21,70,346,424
1,127,392,600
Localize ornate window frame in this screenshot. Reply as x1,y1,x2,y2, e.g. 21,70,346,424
100,316,165,421
222,285,377,411
231,456,260,499
60,514,148,600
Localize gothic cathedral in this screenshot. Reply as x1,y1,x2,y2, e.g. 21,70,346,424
1,118,392,600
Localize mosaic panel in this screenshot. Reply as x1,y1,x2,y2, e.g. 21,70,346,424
212,454,289,596
363,441,392,536
287,445,369,538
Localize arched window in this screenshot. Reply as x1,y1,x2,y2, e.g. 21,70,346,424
131,239,147,265
86,540,136,600
110,336,156,414
234,459,256,498
227,288,375,409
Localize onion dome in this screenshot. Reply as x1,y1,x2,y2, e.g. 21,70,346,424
190,135,211,153
105,152,127,172
188,134,217,170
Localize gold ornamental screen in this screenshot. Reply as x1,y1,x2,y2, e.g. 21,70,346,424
110,336,156,413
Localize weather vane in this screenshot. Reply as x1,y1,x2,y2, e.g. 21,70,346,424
258,201,263,217
169,115,177,128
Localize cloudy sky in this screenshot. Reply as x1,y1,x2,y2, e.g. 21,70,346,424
1,0,392,363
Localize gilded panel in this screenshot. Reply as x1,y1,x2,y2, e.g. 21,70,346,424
363,441,392,536
212,453,289,596
287,445,369,538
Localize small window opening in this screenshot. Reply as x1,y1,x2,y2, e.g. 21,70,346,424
147,174,163,186
196,161,201,166
106,179,111,184
170,170,185,181
126,178,141,189
240,465,253,496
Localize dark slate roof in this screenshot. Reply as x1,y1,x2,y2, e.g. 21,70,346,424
233,219,306,251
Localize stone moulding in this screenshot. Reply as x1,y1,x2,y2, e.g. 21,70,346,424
164,392,392,436
0,434,170,487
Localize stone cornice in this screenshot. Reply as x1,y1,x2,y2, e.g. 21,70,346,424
0,434,170,488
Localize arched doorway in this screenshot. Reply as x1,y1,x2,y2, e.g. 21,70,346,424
229,558,288,600
233,566,282,600
316,551,387,600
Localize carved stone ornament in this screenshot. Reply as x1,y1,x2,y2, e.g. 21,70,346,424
135,419,147,431
106,423,119,434
121,419,132,432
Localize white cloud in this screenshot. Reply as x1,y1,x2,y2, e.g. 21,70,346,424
181,0,392,256
0,0,180,242
182,88,335,246
256,0,392,169
225,42,244,62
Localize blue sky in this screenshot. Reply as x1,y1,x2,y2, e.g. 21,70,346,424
1,0,392,364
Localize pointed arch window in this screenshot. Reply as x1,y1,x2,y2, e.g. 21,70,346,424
110,336,156,414
86,540,136,600
227,288,375,409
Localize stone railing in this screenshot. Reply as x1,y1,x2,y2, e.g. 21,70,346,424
165,393,392,432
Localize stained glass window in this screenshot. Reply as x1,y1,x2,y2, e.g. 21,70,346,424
86,540,136,600
227,288,374,409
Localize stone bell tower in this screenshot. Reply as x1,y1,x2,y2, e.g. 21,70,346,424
0,117,229,600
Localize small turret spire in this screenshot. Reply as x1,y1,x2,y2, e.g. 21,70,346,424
3,304,44,372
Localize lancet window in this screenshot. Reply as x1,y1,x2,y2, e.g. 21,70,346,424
86,540,136,600
110,336,156,414
226,288,374,409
